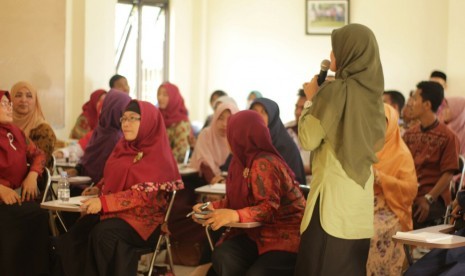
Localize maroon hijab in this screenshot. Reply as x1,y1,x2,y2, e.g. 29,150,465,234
158,82,189,127
82,89,107,130
102,100,183,194
226,110,296,209
0,91,28,189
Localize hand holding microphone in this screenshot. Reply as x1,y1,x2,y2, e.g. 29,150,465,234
303,59,331,101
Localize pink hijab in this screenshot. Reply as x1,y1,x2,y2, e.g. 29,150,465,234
10,81,46,136
158,82,189,127
447,97,465,156
190,103,239,175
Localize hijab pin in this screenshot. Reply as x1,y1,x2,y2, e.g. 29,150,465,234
242,168,250,178
134,151,143,163
7,132,17,151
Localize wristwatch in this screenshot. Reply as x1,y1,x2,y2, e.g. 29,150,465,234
424,194,434,205
304,100,313,109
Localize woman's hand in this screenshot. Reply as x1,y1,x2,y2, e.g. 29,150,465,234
53,151,64,159
203,209,240,231
302,75,320,101
82,186,100,196
21,171,38,201
81,197,102,214
191,202,215,224
0,185,21,205
210,175,225,184
65,168,78,177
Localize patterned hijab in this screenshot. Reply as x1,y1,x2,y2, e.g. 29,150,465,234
446,97,465,156
190,103,239,175
251,98,306,184
0,91,28,189
82,89,107,130
158,82,189,127
10,81,46,136
102,101,182,194
226,110,295,209
80,89,131,183
308,23,386,187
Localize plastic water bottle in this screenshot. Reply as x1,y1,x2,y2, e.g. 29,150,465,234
57,171,70,202
68,141,78,164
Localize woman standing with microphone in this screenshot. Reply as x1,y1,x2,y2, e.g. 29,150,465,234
295,23,386,276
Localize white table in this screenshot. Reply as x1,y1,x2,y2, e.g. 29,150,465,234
195,183,226,195
51,175,92,185
41,195,97,212
177,164,199,176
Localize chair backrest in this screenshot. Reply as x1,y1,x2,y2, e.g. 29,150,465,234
164,190,177,222
299,184,310,200
458,155,465,190
41,167,52,203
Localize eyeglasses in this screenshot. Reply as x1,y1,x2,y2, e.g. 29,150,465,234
0,101,12,109
120,116,141,123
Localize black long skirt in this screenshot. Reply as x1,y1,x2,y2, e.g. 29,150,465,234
294,197,371,276
0,201,50,276
54,215,160,276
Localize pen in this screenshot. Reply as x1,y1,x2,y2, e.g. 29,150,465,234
186,201,211,217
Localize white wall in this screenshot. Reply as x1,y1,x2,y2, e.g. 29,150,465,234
59,0,116,139
170,0,464,124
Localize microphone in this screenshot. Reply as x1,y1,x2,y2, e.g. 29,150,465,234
317,59,331,86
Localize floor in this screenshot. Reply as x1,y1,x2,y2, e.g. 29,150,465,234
138,251,196,276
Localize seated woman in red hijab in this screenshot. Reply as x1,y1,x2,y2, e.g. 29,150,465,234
192,110,306,276
0,90,49,275
54,100,183,276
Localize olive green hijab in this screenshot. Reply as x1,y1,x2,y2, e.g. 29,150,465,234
309,23,385,188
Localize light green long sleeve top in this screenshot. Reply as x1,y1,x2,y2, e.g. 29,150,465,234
298,107,374,239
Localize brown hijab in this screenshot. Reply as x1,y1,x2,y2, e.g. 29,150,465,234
309,23,386,187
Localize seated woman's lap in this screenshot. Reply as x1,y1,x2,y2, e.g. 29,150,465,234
212,234,296,276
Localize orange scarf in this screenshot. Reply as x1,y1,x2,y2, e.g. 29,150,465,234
374,104,418,231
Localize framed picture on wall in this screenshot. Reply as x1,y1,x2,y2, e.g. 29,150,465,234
306,0,350,35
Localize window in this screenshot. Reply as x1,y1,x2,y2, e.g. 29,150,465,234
115,0,169,104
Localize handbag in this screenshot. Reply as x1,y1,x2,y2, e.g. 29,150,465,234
167,240,203,266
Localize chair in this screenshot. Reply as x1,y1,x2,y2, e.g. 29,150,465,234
444,155,465,224
299,184,310,199
145,189,177,276
41,167,68,235
205,222,262,251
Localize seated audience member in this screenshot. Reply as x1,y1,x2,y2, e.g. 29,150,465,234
366,104,418,275
246,90,262,109
443,96,465,157
75,90,131,183
157,82,192,163
203,90,228,129
192,110,305,276
0,90,50,275
285,89,311,178
54,100,183,276
403,81,460,229
430,70,449,123
213,95,238,110
191,102,239,184
69,89,107,139
383,90,405,119
109,74,130,94
250,97,307,185
11,81,57,171
404,190,465,276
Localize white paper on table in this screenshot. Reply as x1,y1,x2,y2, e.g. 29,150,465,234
395,231,454,242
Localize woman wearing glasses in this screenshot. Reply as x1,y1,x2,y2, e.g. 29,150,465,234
0,90,50,275
54,100,184,276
